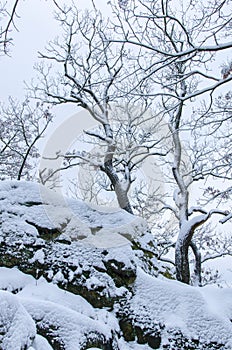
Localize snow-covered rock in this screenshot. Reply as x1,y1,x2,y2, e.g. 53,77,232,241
0,290,36,350
0,180,231,349
0,180,149,245
118,268,232,349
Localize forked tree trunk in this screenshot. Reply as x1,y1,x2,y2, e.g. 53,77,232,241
175,221,203,285
175,221,195,285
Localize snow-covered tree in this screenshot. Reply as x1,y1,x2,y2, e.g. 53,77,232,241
109,0,232,284
31,4,167,214
0,98,52,180
0,0,20,54
32,5,134,213
0,0,66,54
28,0,232,283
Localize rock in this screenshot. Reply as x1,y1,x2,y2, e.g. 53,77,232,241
0,291,36,350
0,181,231,350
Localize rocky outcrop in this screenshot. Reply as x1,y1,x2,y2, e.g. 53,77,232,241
0,181,231,350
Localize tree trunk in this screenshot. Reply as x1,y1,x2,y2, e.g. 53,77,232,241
103,143,133,214
190,241,202,286
114,181,133,214
175,224,202,285
175,238,190,284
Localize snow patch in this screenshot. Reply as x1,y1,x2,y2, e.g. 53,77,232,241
0,290,36,350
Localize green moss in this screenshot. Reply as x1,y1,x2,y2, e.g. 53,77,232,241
131,240,154,259
135,326,147,344
103,259,136,287
119,319,135,341
162,268,175,280
65,282,115,309
25,220,61,241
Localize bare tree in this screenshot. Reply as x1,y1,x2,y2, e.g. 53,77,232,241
108,0,232,283
0,0,68,54
32,5,133,212
21,0,231,284
31,4,168,214
0,98,52,180
0,0,21,54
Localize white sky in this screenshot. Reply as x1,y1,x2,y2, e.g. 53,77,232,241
0,0,111,103
1,0,56,101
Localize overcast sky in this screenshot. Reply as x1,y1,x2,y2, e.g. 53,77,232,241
0,0,108,104
1,1,54,101
1,1,230,105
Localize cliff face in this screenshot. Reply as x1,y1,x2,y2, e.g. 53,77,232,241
0,181,231,350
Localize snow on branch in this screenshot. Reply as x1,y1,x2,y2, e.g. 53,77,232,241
220,212,232,224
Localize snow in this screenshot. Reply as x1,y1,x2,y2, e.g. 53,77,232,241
0,180,148,248
0,180,232,349
0,267,34,293
0,290,36,350
20,298,114,349
18,277,96,318
103,245,136,272
30,335,53,350
118,340,156,350
130,268,232,348
0,265,231,349
0,268,118,349
29,249,45,264
199,285,232,321
83,229,131,248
